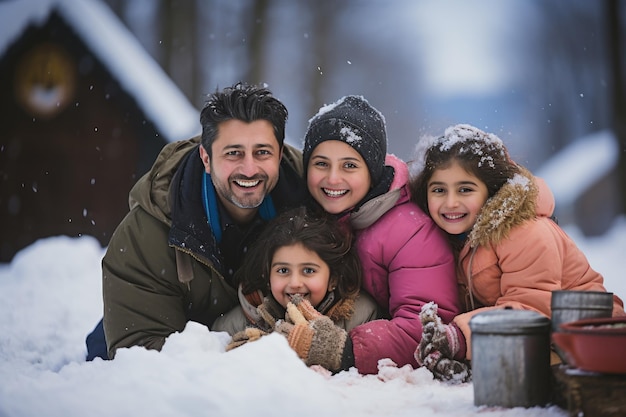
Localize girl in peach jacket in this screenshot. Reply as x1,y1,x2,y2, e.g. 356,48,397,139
409,124,625,383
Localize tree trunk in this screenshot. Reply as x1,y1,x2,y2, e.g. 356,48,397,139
608,0,626,214
162,0,197,104
247,0,269,84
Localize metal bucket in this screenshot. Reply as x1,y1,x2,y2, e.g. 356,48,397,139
470,309,551,408
550,290,613,332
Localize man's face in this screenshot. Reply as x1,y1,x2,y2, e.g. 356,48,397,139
200,119,282,223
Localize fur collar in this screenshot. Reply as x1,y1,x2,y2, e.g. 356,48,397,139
467,166,538,248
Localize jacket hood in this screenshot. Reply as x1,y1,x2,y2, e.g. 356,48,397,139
468,166,540,248
386,154,408,191
129,137,199,225
349,154,408,230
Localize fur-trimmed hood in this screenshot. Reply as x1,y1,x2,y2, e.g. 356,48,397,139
467,166,542,248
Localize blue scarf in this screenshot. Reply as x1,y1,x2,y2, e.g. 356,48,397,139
202,172,276,243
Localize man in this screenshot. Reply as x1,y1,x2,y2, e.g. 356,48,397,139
86,82,305,360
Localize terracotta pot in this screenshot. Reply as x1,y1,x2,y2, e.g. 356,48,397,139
551,316,626,374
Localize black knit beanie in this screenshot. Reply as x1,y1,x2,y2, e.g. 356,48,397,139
303,95,388,186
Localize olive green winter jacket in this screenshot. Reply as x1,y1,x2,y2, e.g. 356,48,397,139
102,136,304,359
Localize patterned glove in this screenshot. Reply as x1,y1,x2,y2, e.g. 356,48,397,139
226,327,268,351
275,296,347,372
415,302,471,383
423,352,472,383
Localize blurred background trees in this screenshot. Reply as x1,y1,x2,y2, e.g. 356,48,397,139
2,0,622,263
96,0,626,230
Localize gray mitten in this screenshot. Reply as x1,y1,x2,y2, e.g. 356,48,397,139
421,351,471,383
415,302,459,360
414,302,471,383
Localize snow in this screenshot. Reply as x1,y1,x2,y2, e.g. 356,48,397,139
535,130,619,207
0,1,622,414
341,126,364,146
410,124,506,176
2,217,625,416
0,0,200,142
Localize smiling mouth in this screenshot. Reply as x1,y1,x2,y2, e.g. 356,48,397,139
443,213,466,220
287,293,309,301
234,179,260,188
322,188,348,197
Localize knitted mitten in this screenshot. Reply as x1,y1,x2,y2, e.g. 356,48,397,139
422,351,472,383
226,327,268,351
275,296,347,372
415,302,460,360
414,302,471,383
256,296,285,329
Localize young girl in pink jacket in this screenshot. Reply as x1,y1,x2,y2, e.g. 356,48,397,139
297,95,461,375
409,124,625,383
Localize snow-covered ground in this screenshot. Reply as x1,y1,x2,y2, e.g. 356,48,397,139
1,217,624,417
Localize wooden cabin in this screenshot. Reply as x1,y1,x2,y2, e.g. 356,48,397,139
0,0,200,262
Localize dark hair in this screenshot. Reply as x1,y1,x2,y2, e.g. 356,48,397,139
409,126,519,216
237,206,362,300
199,82,288,156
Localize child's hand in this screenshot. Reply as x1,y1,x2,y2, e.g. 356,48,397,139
275,297,347,372
416,302,458,359
286,294,323,320
226,327,268,351
414,302,471,383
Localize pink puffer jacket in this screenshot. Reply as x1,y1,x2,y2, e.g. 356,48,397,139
348,154,460,374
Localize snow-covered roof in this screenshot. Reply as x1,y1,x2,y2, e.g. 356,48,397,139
0,0,201,142
536,129,619,207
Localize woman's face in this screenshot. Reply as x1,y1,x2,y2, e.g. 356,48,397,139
269,242,331,308
426,161,489,235
306,140,371,214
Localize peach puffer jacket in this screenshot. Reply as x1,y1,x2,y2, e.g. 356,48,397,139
451,167,625,359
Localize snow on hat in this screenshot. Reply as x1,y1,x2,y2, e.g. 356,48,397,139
303,95,388,185
410,123,507,178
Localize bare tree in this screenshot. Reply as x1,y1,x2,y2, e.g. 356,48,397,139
608,0,626,214
161,0,198,101
246,0,269,83
533,2,611,151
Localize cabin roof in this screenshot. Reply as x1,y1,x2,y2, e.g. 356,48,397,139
0,0,201,142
